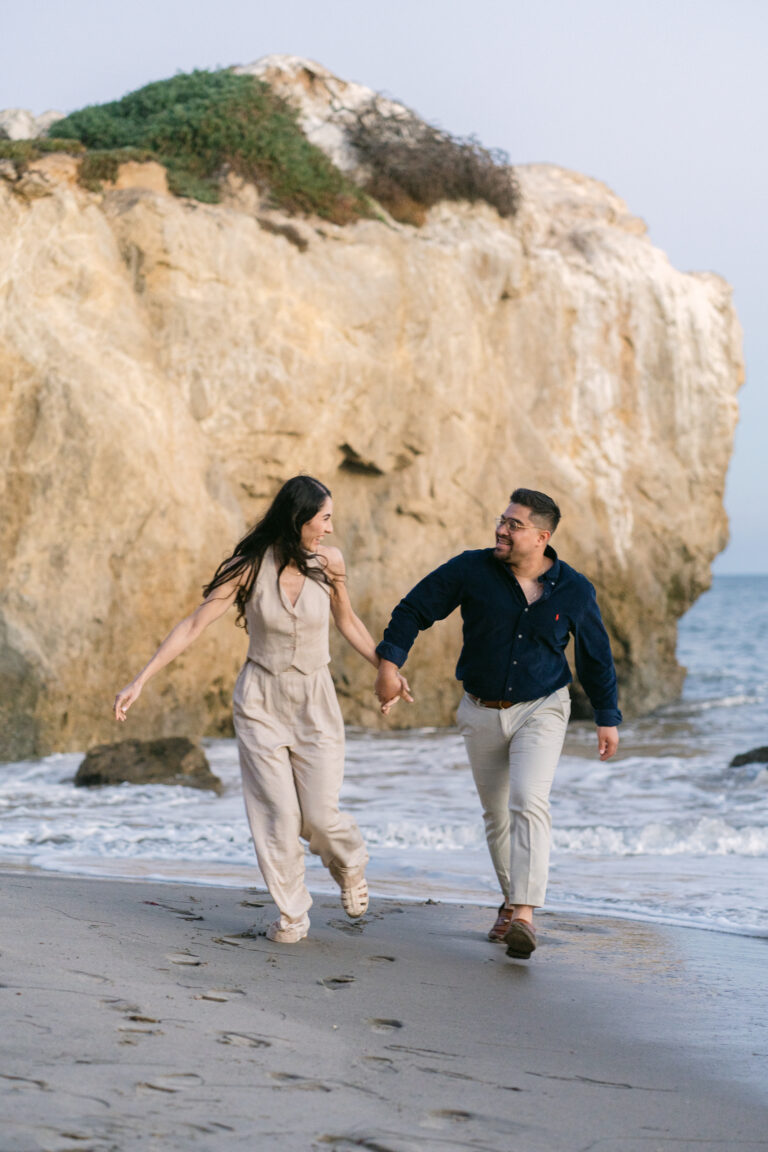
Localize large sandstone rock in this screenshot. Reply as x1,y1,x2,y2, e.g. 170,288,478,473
0,59,742,759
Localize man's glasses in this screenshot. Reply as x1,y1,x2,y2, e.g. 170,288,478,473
495,516,538,533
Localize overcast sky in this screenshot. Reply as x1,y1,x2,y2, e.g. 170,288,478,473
2,0,765,573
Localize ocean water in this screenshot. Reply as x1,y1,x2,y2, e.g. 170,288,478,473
0,576,766,937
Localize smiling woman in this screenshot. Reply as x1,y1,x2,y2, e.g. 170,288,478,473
112,474,411,943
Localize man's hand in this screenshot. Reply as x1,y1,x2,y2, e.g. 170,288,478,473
375,659,414,715
380,673,413,715
597,726,619,760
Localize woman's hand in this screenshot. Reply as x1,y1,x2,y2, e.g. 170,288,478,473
110,577,241,724
114,680,142,722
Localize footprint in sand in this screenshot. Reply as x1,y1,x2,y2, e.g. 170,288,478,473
328,918,369,934
362,1055,399,1074
118,1024,164,1045
269,1071,331,1092
318,975,355,990
137,1073,203,1095
317,1130,405,1150
194,987,246,1002
553,920,609,935
0,1073,48,1091
102,998,153,1018
218,1032,271,1048
421,1109,476,1132
367,955,396,963
67,969,112,984
143,899,204,922
230,926,262,940
165,952,206,966
368,1018,403,1033
116,1007,162,1040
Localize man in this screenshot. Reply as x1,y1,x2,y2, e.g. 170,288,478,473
375,488,621,960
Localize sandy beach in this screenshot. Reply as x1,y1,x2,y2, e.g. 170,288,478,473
1,871,766,1152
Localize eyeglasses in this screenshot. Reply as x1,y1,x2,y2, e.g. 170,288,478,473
495,516,539,533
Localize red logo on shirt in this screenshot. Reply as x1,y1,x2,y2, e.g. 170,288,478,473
555,614,560,621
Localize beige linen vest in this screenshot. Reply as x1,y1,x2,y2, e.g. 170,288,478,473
245,546,331,675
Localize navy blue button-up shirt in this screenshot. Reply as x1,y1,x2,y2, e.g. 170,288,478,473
376,546,622,727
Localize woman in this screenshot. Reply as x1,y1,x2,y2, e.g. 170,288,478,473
113,475,409,943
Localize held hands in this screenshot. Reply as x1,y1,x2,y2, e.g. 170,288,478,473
381,673,413,715
597,726,619,760
375,660,414,716
113,680,142,722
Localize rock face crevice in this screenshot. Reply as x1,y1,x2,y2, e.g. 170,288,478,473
0,61,742,759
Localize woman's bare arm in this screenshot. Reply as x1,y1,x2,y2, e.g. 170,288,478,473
113,575,240,722
323,547,412,712
326,549,379,667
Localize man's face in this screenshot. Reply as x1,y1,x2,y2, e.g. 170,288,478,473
493,502,548,564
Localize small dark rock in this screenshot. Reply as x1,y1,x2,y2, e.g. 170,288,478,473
75,737,222,793
729,746,768,768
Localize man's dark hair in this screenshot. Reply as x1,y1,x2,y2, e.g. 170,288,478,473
510,488,561,534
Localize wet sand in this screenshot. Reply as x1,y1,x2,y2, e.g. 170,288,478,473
1,870,766,1151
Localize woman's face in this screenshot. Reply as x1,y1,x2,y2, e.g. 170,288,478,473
300,497,333,552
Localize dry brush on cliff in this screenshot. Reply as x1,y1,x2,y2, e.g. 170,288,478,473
347,101,520,225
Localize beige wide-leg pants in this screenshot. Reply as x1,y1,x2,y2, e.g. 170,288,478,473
456,686,571,908
233,660,369,934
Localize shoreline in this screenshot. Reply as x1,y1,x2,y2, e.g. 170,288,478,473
4,716,768,944
2,859,767,942
1,871,766,1150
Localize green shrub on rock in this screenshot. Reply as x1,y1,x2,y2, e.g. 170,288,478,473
50,69,370,219
0,137,85,166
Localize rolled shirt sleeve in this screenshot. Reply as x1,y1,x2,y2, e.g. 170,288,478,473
376,555,466,667
573,583,622,727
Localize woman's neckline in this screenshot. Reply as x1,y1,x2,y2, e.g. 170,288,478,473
272,546,306,609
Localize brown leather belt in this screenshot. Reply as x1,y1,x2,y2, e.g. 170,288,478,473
469,694,513,710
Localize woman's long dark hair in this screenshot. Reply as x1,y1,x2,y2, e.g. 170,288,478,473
203,475,333,628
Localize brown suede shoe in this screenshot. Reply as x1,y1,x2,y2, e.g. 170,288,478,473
504,918,537,959
488,903,516,942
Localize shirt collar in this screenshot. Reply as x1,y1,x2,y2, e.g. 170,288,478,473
539,545,560,584
489,544,560,585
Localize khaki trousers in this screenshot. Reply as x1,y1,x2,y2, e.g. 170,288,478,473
233,661,368,933
456,686,571,908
